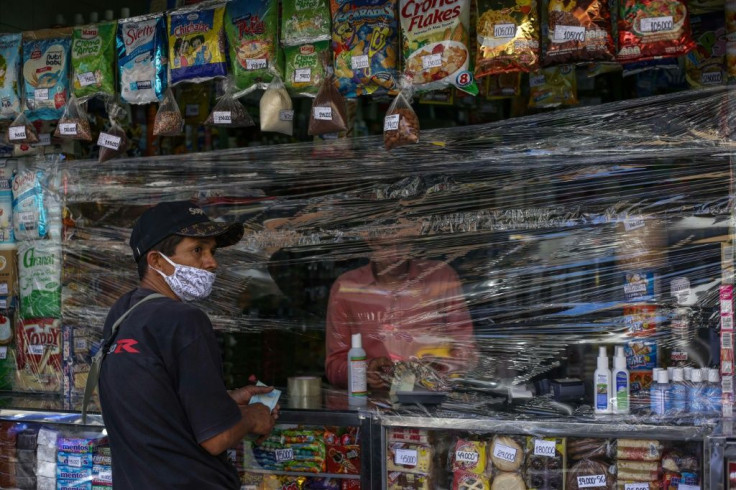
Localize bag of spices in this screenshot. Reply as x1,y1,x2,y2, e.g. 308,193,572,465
308,73,348,136
53,95,92,141
475,0,540,76
383,81,420,150
260,76,293,136
0,33,22,121
98,103,130,163
71,21,117,101
153,88,184,136
167,4,228,85
7,112,39,145
117,13,168,105
204,80,254,128
22,29,73,121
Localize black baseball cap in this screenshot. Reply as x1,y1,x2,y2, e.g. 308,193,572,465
130,201,244,262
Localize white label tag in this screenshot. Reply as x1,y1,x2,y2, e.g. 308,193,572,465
530,74,546,87
34,133,50,146
384,114,400,131
245,58,267,70
294,68,312,83
678,486,700,490
455,450,479,464
279,110,294,121
554,25,586,42
313,106,333,120
68,455,82,467
77,72,97,86
0,284,7,296
351,55,369,70
577,475,607,488
625,484,649,490
275,448,294,462
29,345,44,355
493,443,517,462
74,339,87,351
97,470,112,481
19,212,34,224
60,123,78,136
640,16,674,33
724,300,734,314
185,104,199,117
9,126,26,141
213,111,232,124
97,133,121,150
34,88,49,100
534,439,557,457
422,53,443,69
624,217,646,230
494,23,516,38
0,347,7,360
394,448,418,466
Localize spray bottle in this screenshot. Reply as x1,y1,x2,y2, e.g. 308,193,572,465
612,346,630,414
594,346,612,414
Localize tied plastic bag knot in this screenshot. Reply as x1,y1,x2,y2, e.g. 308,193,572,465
383,79,420,150
53,95,93,141
260,75,294,136
205,77,254,128
7,111,39,145
153,88,184,136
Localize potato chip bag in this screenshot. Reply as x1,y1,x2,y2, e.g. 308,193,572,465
475,0,540,76
543,0,616,65
22,29,72,121
528,64,578,108
399,0,478,94
168,4,228,85
282,0,332,45
117,13,168,104
685,12,726,88
284,41,330,96
71,22,117,100
331,0,400,97
0,34,22,121
616,0,695,62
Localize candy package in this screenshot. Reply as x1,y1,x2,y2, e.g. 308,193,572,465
616,0,695,62
117,13,167,105
205,80,254,128
0,33,22,121
97,103,130,163
284,41,330,97
528,64,578,108
383,81,420,150
282,0,332,46
7,112,39,145
308,73,348,136
475,0,540,76
685,12,727,88
167,4,228,85
22,29,72,121
71,21,117,100
260,76,294,136
53,95,92,141
543,0,616,65
153,88,184,136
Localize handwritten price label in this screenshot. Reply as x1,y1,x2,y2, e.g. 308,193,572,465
246,58,267,70
493,443,517,463
274,448,294,462
625,484,649,490
34,88,49,100
60,123,78,136
640,16,673,33
97,133,121,150
67,455,82,467
494,23,516,38
213,111,232,124
534,439,557,457
384,114,400,131
455,450,479,464
577,475,607,488
395,448,418,466
554,25,586,42
351,55,369,70
313,106,333,121
8,126,26,141
294,68,312,83
77,72,97,86
279,110,294,121
422,54,443,69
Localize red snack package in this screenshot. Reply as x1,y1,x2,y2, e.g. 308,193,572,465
543,0,616,65
326,445,361,474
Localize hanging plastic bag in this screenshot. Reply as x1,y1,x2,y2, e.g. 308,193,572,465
308,72,347,136
153,88,184,136
7,112,39,145
383,80,420,150
98,103,129,163
204,79,254,128
53,95,92,141
260,76,293,136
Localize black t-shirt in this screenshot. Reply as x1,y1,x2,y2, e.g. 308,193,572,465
99,288,241,490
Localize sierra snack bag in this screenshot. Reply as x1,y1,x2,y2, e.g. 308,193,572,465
18,241,62,320
616,0,695,62
398,0,478,95
685,12,727,88
282,0,332,46
22,29,72,121
117,13,168,104
475,0,540,76
167,4,228,85
0,33,22,121
543,0,616,65
331,0,400,97
225,0,282,94
71,21,117,100
284,41,330,96
14,317,62,392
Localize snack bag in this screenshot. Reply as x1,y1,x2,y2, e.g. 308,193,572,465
383,81,420,150
53,95,92,141
475,0,540,76
205,80,254,128
543,0,616,65
484,72,521,98
528,65,578,108
167,4,228,85
153,88,184,136
308,73,348,135
7,112,39,145
117,13,168,104
398,0,478,95
284,41,330,96
22,29,72,121
0,33,22,121
225,0,281,94
685,12,727,88
330,0,400,97
260,76,294,136
282,0,332,45
97,103,130,163
616,0,695,62
71,21,117,100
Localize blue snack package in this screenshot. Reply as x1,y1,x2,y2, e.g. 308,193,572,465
22,33,72,121
0,33,22,121
57,452,94,467
117,13,168,104
167,5,228,85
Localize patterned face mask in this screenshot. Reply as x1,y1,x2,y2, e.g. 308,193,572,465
153,253,216,301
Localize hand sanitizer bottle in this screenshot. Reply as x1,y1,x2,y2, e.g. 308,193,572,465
347,333,367,405
594,347,612,414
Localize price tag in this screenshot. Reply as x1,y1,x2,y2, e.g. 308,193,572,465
351,55,370,70
394,448,418,466
313,106,332,120
274,448,294,462
530,74,546,87
577,475,607,488
421,54,443,69
77,72,97,86
678,486,700,490
493,443,517,463
279,110,294,121
534,439,556,457
34,88,49,100
640,16,673,33
8,126,26,141
625,484,649,490
19,212,35,224
0,347,7,360
213,111,232,124
74,339,87,351
384,114,400,131
97,133,121,150
67,455,82,467
245,58,268,70
294,68,312,83
494,23,516,38
0,299,7,310
554,25,586,42
185,105,199,117
60,123,78,136
97,469,112,482
35,133,51,146
455,450,479,464
29,345,44,356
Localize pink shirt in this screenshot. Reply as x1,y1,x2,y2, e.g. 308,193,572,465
325,259,476,388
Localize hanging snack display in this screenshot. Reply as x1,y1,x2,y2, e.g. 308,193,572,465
330,0,400,97
543,0,616,65
225,0,281,94
475,0,540,76
53,95,93,141
22,29,72,121
14,317,62,393
284,41,330,96
260,76,294,136
616,0,695,62
153,88,184,136
684,12,727,88
117,13,167,105
383,82,420,150
282,0,332,46
308,73,348,135
398,0,478,95
528,64,578,108
6,112,39,145
0,34,22,121
167,4,228,85
71,21,117,101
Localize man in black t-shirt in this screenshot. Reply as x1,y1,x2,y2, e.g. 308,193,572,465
99,201,278,489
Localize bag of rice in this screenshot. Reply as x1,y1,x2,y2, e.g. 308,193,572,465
260,76,293,135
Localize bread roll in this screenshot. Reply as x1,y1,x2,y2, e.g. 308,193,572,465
491,472,526,490
491,436,523,472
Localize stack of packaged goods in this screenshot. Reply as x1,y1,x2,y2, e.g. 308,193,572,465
661,448,701,488
55,436,96,489
450,438,489,489
92,445,112,488
566,438,615,490
16,426,38,490
36,427,59,490
251,428,327,473
386,428,433,489
615,439,663,489
524,437,565,489
0,421,17,488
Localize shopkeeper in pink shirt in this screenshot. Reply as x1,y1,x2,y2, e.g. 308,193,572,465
325,221,478,389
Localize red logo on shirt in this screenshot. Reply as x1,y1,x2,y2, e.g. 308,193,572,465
112,339,140,354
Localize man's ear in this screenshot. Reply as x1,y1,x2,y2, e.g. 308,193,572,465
147,251,162,271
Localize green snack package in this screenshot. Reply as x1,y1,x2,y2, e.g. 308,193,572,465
282,0,332,46
284,41,330,96
71,22,117,100
19,241,61,319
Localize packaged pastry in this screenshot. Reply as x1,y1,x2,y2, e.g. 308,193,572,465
492,472,527,490
388,428,430,444
452,439,488,474
387,442,432,475
525,437,565,490
616,439,663,461
387,471,431,489
567,438,613,462
453,471,491,490
566,459,614,490
616,459,659,481
490,435,524,472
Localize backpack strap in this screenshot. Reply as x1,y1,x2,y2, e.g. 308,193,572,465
82,293,166,425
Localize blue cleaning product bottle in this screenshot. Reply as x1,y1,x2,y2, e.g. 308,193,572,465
706,368,722,416
670,367,687,413
688,368,704,414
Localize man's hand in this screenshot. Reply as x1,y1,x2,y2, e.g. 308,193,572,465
367,357,394,389
241,403,276,444
228,385,274,406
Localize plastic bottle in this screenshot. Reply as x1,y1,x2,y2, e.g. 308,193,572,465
670,367,688,413
688,369,704,414
347,333,367,405
594,346,612,414
706,368,722,416
612,346,630,414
